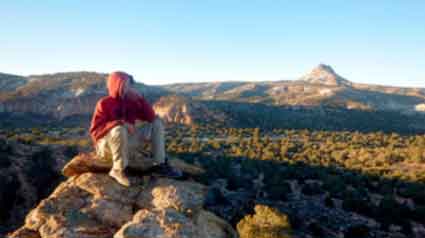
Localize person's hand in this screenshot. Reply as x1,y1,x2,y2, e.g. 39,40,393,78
125,123,136,135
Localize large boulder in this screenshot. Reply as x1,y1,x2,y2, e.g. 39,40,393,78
62,152,111,177
8,154,234,238
137,178,207,213
114,208,236,238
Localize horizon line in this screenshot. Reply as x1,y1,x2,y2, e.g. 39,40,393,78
1,68,423,89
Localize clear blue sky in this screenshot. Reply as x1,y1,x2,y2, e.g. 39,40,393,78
1,1,424,87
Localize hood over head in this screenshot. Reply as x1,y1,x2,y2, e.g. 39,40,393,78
107,71,131,99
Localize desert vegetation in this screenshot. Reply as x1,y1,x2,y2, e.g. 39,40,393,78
165,125,425,237
2,123,425,237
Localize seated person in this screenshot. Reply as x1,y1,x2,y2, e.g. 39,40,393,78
89,71,177,186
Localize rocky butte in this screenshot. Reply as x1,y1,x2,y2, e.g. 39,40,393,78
7,152,238,238
299,64,352,87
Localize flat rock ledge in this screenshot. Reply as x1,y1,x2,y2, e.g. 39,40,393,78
8,153,236,238
61,152,205,178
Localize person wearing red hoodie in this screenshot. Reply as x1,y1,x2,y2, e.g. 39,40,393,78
89,71,175,186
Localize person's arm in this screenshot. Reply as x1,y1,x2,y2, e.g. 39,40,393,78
127,89,155,123
89,100,107,139
136,96,155,122
89,99,125,142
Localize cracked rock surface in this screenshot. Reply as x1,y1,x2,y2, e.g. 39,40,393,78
8,154,236,238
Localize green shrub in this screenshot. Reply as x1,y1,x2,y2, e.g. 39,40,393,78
237,205,292,238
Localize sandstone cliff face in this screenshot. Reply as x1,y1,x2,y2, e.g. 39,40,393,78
0,72,167,120
153,96,194,125
0,72,106,119
163,65,425,112
2,68,425,124
8,154,236,238
153,95,226,125
0,95,100,120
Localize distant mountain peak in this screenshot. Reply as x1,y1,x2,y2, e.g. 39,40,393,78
300,64,352,87
316,64,336,74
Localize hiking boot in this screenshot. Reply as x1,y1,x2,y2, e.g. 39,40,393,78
109,169,131,187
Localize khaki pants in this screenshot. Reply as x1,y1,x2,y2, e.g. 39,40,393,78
95,117,165,171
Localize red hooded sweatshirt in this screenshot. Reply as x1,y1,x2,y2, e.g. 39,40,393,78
89,72,155,144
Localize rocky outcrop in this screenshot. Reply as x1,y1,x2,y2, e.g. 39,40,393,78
61,152,205,178
153,95,226,125
415,103,425,112
153,96,195,125
300,64,352,87
7,153,236,238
